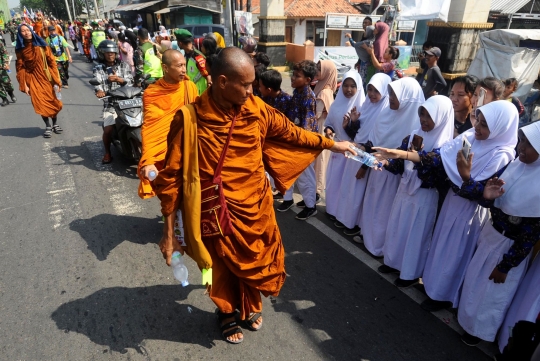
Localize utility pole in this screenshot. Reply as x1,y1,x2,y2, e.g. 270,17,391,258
64,0,73,21
93,0,100,18
72,0,77,19
84,0,91,20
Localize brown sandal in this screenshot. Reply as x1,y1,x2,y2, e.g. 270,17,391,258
244,312,263,331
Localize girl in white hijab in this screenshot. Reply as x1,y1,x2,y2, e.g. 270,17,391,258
330,73,390,235
375,96,454,288
323,70,365,220
458,121,540,347
360,77,425,257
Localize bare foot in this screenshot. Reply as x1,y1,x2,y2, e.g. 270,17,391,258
221,315,243,343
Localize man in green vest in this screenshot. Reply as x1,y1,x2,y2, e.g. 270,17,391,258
174,29,211,95
90,21,106,60
136,28,163,83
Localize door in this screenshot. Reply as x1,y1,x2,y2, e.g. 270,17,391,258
285,26,292,43
326,30,341,46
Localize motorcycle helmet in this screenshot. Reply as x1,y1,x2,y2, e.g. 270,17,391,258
97,39,119,61
238,36,257,54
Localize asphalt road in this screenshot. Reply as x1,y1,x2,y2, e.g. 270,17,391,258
0,34,491,361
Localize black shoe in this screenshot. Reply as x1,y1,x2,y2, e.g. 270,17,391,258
461,332,481,346
8,92,16,103
325,212,336,221
420,298,452,312
277,200,294,212
352,235,363,244
394,278,419,288
273,192,283,200
297,194,320,208
378,265,400,274
296,199,306,208
315,193,321,204
296,207,317,220
334,221,345,228
0,97,8,106
343,226,361,236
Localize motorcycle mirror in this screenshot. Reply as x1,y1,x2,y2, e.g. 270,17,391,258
89,79,101,86
141,73,151,81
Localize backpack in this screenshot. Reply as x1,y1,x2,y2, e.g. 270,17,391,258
49,35,64,57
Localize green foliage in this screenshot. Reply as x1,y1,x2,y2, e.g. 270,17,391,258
20,0,88,21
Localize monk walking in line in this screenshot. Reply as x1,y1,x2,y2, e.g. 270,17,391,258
138,50,198,199
15,24,63,138
154,47,354,344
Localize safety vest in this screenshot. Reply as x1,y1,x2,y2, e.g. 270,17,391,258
140,42,163,79
186,50,207,95
91,30,106,49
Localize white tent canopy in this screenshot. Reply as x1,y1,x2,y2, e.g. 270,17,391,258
468,29,540,100
396,0,451,22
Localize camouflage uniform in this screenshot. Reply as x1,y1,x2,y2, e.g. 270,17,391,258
0,40,15,101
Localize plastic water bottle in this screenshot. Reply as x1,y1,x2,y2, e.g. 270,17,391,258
171,251,189,287
345,144,383,169
148,170,157,181
54,85,62,100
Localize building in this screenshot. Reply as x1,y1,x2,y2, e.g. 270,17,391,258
490,0,540,29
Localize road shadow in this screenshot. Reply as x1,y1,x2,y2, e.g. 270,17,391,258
0,126,44,138
69,214,161,261
51,285,217,354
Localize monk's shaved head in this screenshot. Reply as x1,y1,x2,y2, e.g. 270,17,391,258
162,49,184,66
210,47,254,79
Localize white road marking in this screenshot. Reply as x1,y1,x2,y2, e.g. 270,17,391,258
84,136,143,215
43,141,84,230
288,202,497,357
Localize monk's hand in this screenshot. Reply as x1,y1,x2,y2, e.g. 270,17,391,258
142,164,158,180
457,151,473,182
24,85,30,96
489,267,507,284
159,214,184,266
96,90,106,98
331,141,356,156
483,177,505,200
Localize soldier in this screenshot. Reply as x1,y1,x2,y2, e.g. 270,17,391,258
0,39,16,106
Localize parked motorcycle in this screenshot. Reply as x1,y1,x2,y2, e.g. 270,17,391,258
89,79,143,161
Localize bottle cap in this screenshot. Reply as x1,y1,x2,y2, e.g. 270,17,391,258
172,251,181,258
181,280,189,287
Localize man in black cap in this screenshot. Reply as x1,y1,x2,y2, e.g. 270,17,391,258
46,25,72,88
421,46,446,99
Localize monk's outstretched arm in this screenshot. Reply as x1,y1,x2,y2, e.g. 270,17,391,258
154,112,184,216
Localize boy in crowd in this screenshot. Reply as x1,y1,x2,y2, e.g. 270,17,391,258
277,60,319,220
46,25,72,88
253,52,270,67
259,69,292,120
252,63,267,97
421,46,446,99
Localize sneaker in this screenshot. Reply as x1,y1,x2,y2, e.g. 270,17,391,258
315,193,321,204
295,207,317,220
297,194,320,208
461,332,481,346
394,278,419,288
420,298,452,312
343,226,361,236
277,200,294,212
352,235,363,244
273,192,283,200
378,265,400,274
325,212,336,221
334,221,345,228
296,199,306,208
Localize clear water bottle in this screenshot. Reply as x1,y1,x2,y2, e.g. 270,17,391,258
54,85,62,100
148,170,157,181
345,144,383,169
171,251,189,287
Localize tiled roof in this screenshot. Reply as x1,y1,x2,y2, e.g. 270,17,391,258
249,0,365,17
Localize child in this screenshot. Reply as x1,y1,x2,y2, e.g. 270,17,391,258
252,63,266,97
458,121,540,346
277,60,318,221
259,69,292,120
503,78,524,116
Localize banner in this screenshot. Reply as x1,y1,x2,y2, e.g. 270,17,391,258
314,47,358,68
234,11,254,36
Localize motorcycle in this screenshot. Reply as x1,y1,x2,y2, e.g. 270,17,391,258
89,79,144,161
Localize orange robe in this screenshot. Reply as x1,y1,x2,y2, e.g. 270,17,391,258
154,90,334,319
33,20,43,39
16,43,63,118
137,77,198,199
55,24,64,37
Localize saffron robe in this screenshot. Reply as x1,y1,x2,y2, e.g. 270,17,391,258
154,90,335,319
138,77,198,199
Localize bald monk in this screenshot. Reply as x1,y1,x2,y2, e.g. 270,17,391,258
154,47,355,344
138,50,198,199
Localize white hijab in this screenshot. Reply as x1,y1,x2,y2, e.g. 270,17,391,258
324,70,365,142
354,73,391,144
369,77,425,148
494,122,540,217
401,95,455,195
441,100,518,186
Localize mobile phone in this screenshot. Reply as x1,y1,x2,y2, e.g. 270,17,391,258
411,134,423,151
477,87,487,108
106,67,113,75
462,137,472,159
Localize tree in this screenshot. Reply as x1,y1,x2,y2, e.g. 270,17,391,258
20,0,88,21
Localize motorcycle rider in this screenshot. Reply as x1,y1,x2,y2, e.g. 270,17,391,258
93,39,134,164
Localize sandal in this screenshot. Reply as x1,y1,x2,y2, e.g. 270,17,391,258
244,312,263,331
101,154,113,164
43,127,52,138
216,309,243,344
52,125,63,134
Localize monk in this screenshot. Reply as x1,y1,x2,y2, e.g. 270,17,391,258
138,50,198,199
154,47,355,344
15,24,63,138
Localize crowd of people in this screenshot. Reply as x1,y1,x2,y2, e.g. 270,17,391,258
1,14,539,358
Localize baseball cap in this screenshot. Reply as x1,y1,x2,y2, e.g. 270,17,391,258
425,47,441,58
